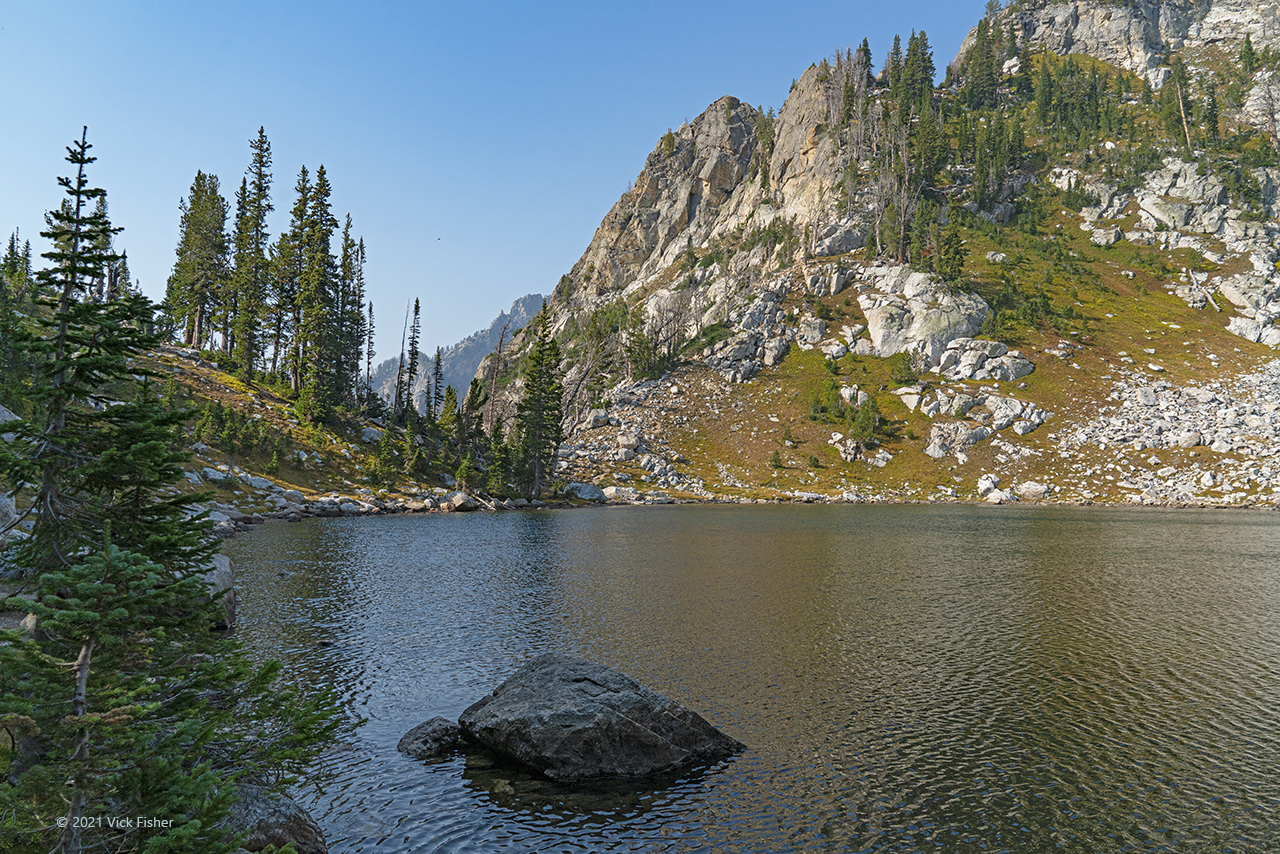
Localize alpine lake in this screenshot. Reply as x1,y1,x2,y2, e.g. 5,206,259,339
223,503,1280,853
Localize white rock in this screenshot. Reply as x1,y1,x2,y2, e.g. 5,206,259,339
1016,481,1049,500
565,482,607,502
602,485,641,501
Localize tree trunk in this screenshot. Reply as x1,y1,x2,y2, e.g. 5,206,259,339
59,638,95,854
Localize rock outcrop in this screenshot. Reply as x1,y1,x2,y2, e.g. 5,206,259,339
458,653,744,781
957,0,1280,89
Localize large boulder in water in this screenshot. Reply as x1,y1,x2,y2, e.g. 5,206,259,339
458,653,744,781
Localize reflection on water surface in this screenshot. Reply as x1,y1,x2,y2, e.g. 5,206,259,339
225,504,1280,853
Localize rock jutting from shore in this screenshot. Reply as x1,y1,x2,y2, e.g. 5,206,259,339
456,653,744,781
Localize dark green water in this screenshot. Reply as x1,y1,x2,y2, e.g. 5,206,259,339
224,504,1280,853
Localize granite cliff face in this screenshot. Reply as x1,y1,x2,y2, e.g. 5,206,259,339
957,0,1280,88
558,67,865,318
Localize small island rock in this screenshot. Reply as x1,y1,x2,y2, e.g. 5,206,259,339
458,653,744,781
397,716,461,759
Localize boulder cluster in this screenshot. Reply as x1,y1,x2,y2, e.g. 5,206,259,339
1053,157,1280,348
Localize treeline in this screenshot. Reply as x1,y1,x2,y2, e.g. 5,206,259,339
162,129,374,422
0,129,343,854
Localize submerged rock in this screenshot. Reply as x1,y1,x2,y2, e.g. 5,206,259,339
458,653,744,781
223,784,327,854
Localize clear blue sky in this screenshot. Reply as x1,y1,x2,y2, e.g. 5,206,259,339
1,1,983,358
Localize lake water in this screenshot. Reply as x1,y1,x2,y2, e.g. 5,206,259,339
224,504,1280,853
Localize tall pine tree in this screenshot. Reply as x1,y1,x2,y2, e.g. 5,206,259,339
515,306,563,499
231,128,273,380
0,130,345,854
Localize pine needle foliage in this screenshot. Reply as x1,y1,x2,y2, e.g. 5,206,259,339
0,129,347,854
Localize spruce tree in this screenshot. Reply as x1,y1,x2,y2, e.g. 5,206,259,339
0,128,345,854
363,300,376,411
273,167,310,384
0,230,36,400
1241,33,1258,76
164,171,229,350
432,345,445,417
232,128,273,380
887,34,904,94
515,307,563,499
937,218,968,281
405,298,421,417
336,217,367,407
294,165,338,421
1203,86,1220,146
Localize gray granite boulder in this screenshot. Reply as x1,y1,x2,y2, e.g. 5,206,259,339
458,653,743,781
198,554,237,629
440,491,477,512
565,482,607,502
398,716,462,760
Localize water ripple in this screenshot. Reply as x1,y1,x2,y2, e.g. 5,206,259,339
225,505,1280,853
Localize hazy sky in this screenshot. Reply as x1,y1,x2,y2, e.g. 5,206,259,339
1,1,983,358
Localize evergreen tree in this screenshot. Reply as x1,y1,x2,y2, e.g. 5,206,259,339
164,171,229,349
0,130,345,853
1203,86,1220,146
231,128,273,380
1036,53,1055,125
363,300,376,410
392,302,409,419
856,38,875,89
405,298,421,417
431,345,445,417
335,217,367,407
902,30,935,105
515,306,563,499
294,165,338,421
485,433,510,497
271,167,309,382
887,34,904,94
0,230,37,399
964,19,999,108
438,384,460,446
1241,33,1258,76
937,218,968,281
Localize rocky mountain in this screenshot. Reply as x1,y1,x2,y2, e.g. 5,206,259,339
957,0,1280,88
371,292,543,410
462,0,1280,508
111,1,1280,514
